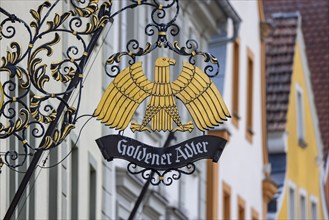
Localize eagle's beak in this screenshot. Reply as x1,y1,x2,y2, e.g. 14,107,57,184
169,59,176,65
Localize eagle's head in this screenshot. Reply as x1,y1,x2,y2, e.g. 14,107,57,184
155,57,176,67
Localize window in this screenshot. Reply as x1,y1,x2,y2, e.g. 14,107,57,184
222,181,231,220
208,130,231,142
61,143,68,219
8,76,36,219
206,160,219,219
49,147,59,219
288,186,296,219
296,86,307,147
232,39,240,127
251,208,259,220
28,104,36,219
238,196,245,220
89,164,97,220
185,170,201,219
300,194,307,219
246,48,254,143
71,145,78,219
178,175,186,208
310,198,318,220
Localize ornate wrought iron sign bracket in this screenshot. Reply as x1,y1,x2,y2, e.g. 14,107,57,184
1,0,196,218
0,0,230,181
1,0,230,218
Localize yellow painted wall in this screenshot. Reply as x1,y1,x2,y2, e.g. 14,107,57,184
277,43,324,219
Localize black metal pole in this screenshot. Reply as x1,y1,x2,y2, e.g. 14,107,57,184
4,150,42,219
4,17,109,220
128,132,175,220
128,170,154,220
0,7,11,17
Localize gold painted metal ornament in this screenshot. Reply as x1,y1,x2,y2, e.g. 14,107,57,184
0,82,3,110
95,57,230,132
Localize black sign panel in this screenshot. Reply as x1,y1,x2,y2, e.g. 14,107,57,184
96,135,226,170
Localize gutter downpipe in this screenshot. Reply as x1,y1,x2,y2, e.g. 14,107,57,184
215,0,241,45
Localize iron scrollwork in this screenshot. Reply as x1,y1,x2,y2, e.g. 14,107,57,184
102,0,221,184
105,0,219,78
0,0,222,185
0,0,153,171
127,162,196,186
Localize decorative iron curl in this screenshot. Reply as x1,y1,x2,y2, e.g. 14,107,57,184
0,18,17,39
0,103,29,139
5,151,21,168
0,156,3,173
24,121,46,140
106,39,220,78
105,0,180,76
3,132,33,169
127,162,196,186
0,0,115,172
0,12,32,43
105,40,156,77
105,0,219,78
168,40,220,77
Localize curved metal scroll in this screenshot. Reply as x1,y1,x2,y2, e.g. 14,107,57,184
127,162,196,186
105,0,220,78
0,0,164,171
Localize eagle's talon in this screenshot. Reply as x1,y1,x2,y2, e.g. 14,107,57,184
130,121,151,132
174,121,194,132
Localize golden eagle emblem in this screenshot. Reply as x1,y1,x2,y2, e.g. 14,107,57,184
94,57,230,132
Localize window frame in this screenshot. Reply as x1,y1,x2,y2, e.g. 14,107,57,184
231,38,241,128
88,153,97,220
310,195,318,220
237,195,246,220
251,208,259,220
222,181,231,220
246,48,254,143
299,188,307,219
295,84,307,147
288,181,297,220
70,137,79,220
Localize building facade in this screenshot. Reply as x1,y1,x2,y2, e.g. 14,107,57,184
263,0,329,212
206,0,276,219
265,12,328,220
264,0,329,166
3,1,327,220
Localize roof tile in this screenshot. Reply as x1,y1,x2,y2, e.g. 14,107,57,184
264,0,329,159
265,14,298,132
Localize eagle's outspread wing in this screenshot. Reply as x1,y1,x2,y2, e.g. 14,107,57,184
171,62,230,131
94,62,153,130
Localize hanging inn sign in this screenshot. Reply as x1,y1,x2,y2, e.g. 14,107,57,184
0,1,231,215
92,0,232,184
95,56,229,184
